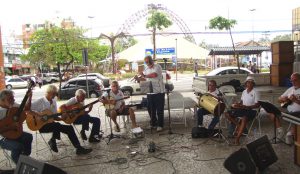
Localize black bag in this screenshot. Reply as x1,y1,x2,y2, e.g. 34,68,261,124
191,127,208,138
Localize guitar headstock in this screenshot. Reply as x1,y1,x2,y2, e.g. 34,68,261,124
28,80,35,90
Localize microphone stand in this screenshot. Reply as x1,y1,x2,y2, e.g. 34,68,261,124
213,89,229,144
159,58,181,136
104,88,121,144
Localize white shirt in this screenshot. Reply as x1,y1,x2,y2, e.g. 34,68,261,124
31,97,57,114
143,64,165,93
65,97,84,107
209,89,220,97
102,90,124,110
0,103,20,139
281,86,300,112
241,88,259,106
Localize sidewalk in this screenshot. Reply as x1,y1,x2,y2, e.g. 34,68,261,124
1,91,299,174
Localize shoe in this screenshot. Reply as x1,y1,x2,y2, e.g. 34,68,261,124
157,127,163,132
89,136,101,143
80,130,87,141
276,127,284,139
76,146,93,155
114,125,120,132
286,131,293,145
48,139,58,153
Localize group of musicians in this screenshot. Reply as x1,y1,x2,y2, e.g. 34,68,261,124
0,56,160,165
198,72,300,145
1,54,300,165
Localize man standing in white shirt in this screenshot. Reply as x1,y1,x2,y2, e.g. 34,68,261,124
139,56,165,132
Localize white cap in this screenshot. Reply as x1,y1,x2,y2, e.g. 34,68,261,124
244,76,255,83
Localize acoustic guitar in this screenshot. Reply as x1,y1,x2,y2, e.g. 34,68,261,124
103,96,129,109
0,81,35,139
59,99,101,124
280,94,300,108
25,109,63,131
59,96,129,124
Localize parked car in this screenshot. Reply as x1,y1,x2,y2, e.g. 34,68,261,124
39,73,59,84
5,77,28,90
119,70,174,96
77,73,110,88
205,67,253,76
59,77,104,99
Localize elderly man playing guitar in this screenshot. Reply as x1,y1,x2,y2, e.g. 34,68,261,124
101,81,138,132
30,85,92,155
59,89,101,143
0,89,33,164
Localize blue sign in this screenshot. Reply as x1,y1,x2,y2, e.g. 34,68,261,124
145,47,175,55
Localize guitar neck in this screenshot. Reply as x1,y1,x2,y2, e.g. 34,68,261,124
15,85,33,120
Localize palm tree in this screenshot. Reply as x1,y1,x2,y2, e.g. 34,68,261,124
209,16,240,72
146,10,172,60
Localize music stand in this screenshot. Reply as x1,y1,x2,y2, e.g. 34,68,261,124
104,88,121,144
258,100,282,144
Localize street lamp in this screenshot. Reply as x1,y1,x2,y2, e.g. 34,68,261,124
249,9,256,45
99,32,125,74
88,16,94,38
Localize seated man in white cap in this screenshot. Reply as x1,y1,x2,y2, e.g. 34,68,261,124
225,76,260,145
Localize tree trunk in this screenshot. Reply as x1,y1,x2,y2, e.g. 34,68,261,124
229,28,240,73
153,27,156,60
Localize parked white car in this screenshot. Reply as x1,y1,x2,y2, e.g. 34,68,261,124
206,67,253,76
119,70,174,96
5,77,28,89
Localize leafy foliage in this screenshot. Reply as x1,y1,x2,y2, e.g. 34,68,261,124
209,16,237,30
146,11,173,30
146,10,172,59
272,34,292,42
23,27,109,68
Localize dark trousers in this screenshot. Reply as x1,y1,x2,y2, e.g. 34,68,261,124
197,108,219,129
39,122,80,148
74,114,101,137
0,132,32,164
147,93,165,127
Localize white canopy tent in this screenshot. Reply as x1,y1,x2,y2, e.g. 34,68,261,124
117,36,209,62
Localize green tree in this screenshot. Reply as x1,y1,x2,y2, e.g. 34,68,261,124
208,16,240,71
23,26,108,96
272,34,292,42
146,10,172,59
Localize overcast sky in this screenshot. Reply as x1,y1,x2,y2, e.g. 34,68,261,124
0,0,299,46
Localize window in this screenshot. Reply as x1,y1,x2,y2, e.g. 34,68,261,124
63,81,77,88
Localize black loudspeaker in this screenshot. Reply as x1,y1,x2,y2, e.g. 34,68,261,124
224,135,278,173
224,148,256,174
246,135,278,171
82,48,88,66
14,155,66,174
